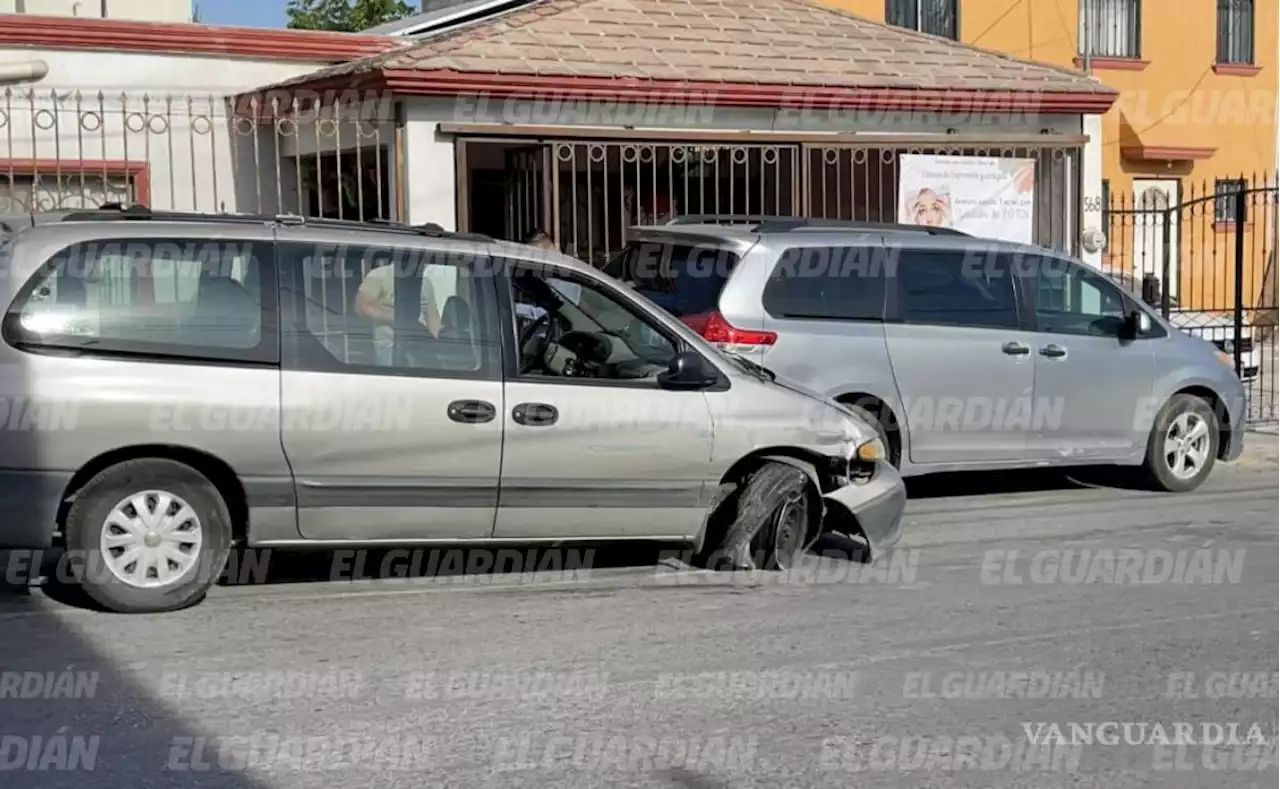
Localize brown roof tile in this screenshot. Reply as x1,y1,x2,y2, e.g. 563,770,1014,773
266,0,1113,97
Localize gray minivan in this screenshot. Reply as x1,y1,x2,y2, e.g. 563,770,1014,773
0,208,903,613
611,218,1247,493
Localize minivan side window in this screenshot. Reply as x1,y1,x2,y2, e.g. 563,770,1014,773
1035,261,1129,338
507,263,680,386
3,236,275,363
763,246,887,321
276,242,501,380
896,250,1018,330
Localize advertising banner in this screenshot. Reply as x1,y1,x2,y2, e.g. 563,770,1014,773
898,155,1036,244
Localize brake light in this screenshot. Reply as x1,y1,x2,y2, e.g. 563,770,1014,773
680,311,776,346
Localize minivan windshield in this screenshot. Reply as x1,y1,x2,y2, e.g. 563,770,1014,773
606,240,741,318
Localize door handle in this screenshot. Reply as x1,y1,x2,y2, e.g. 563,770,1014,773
1002,341,1031,356
447,400,496,424
512,402,559,427
1040,344,1068,359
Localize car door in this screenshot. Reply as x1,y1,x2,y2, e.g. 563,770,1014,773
883,247,1036,465
493,260,715,540
276,234,505,541
1025,256,1156,460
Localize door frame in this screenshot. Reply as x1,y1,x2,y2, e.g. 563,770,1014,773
1132,178,1181,299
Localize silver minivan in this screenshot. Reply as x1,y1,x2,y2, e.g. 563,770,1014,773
0,208,904,613
611,218,1248,493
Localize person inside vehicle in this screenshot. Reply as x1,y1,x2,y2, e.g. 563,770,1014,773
354,260,441,366
517,230,584,321
510,266,669,381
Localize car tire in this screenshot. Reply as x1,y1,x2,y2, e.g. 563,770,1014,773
1141,394,1220,493
701,462,814,572
63,459,232,613
843,402,899,468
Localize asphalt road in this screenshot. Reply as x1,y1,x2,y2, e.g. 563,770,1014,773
0,439,1276,789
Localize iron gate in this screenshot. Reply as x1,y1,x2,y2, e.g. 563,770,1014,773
1103,173,1279,426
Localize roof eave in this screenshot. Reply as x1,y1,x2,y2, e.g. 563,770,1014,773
0,13,401,63
241,68,1118,116
382,69,1119,114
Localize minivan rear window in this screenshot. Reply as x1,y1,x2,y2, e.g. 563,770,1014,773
607,241,740,318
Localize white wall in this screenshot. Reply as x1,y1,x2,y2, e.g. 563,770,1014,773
0,47,351,214
0,0,191,22
1080,113,1104,268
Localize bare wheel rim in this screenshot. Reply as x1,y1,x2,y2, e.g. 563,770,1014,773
1163,411,1211,481
99,490,204,589
768,493,808,570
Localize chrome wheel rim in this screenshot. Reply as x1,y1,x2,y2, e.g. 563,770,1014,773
99,490,203,589
1164,412,1211,480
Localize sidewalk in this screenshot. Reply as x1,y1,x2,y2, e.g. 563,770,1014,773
1237,428,1279,468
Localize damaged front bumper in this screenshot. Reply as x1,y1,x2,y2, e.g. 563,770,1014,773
822,460,906,561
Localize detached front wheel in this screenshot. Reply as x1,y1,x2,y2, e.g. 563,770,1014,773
1141,394,1219,492
63,459,231,613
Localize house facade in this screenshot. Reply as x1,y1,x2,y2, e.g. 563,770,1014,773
828,0,1278,312
0,0,1115,271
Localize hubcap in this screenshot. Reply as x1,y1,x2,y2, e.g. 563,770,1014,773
99,490,203,589
1164,412,1211,480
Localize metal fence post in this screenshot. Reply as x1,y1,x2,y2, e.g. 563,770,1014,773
1233,180,1246,379
1159,203,1172,319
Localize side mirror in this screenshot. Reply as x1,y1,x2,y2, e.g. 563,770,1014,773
657,350,715,390
1125,309,1152,338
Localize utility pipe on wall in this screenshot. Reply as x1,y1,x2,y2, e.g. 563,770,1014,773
0,61,49,85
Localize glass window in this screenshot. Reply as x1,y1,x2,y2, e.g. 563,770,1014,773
1037,263,1129,337
8,237,269,359
763,246,887,322
607,241,740,320
1217,0,1254,65
898,250,1018,330
1079,0,1141,58
509,265,678,384
279,243,499,378
1214,178,1247,223
886,0,958,39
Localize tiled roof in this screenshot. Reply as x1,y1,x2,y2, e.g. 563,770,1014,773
265,0,1112,95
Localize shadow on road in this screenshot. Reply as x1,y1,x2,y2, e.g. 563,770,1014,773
904,465,1149,499
0,580,281,789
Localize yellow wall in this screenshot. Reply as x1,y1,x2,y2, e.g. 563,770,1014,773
824,0,1279,311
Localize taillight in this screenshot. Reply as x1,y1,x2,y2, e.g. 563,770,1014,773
680,311,776,346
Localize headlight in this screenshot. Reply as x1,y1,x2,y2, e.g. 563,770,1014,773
856,438,885,462
1214,349,1233,367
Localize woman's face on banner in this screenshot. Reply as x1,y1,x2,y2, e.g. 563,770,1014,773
906,188,951,227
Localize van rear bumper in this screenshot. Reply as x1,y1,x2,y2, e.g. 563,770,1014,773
0,469,68,549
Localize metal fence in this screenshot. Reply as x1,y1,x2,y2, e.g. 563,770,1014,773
464,137,1082,269
0,88,395,221
1103,172,1279,426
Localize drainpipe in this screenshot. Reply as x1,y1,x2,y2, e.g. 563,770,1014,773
1082,0,1096,75
0,61,49,85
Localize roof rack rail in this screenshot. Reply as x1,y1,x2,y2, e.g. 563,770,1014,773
664,214,970,237
57,205,494,242
665,214,781,226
